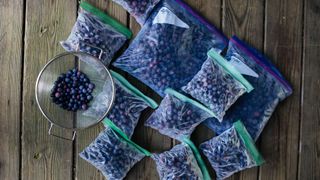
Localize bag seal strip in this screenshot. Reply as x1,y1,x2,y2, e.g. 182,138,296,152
103,118,152,156
110,70,159,109
80,1,133,38
234,120,265,165
183,138,211,180
231,36,292,93
208,49,254,93
165,88,216,117
175,0,228,45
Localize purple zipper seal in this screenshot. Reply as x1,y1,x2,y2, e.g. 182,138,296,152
175,0,229,45
231,36,293,93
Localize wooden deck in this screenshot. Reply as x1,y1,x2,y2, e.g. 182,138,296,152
0,0,319,179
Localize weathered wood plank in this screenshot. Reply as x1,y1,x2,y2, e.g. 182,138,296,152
0,0,24,179
75,1,129,180
21,0,77,180
299,0,320,179
259,0,303,179
222,0,264,179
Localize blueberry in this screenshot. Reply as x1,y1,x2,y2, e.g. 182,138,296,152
81,104,88,110
88,83,95,89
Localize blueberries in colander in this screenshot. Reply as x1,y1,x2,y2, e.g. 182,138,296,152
50,68,95,112
199,121,264,180
152,143,203,179
80,127,145,180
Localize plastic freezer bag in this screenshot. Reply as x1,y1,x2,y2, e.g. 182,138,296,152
145,88,215,140
103,70,158,138
152,139,210,180
79,126,145,180
152,144,203,180
204,36,293,140
83,70,157,138
182,49,253,122
199,121,264,180
112,0,161,25
113,0,228,97
61,1,132,66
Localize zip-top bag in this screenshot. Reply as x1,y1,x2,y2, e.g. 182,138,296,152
85,70,158,138
182,49,253,122
200,121,264,180
152,140,210,180
113,0,228,97
61,1,132,66
145,88,215,140
111,0,161,25
80,120,151,180
204,36,292,140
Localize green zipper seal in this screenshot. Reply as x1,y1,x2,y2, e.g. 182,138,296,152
165,88,216,117
110,70,158,109
207,49,254,93
103,119,152,156
80,1,132,38
234,120,265,165
183,138,211,180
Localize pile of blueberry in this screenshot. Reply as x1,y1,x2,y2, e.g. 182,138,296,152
113,2,226,97
105,80,149,138
145,94,212,140
182,57,246,122
152,144,203,179
80,127,145,179
199,125,257,180
50,68,95,112
61,10,128,66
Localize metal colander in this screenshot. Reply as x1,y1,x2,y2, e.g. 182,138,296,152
35,52,115,140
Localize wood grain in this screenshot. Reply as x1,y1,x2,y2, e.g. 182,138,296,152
21,0,77,180
222,0,264,179
0,0,24,180
74,1,128,180
259,0,303,179
299,0,320,179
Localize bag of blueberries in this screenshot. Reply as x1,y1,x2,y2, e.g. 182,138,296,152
152,139,210,180
113,0,228,97
80,119,151,180
85,70,158,138
182,49,254,122
61,1,132,66
204,36,292,140
200,120,264,180
145,88,215,140
111,0,161,25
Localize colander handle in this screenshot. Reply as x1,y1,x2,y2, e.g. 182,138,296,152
48,123,76,141
75,41,105,59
